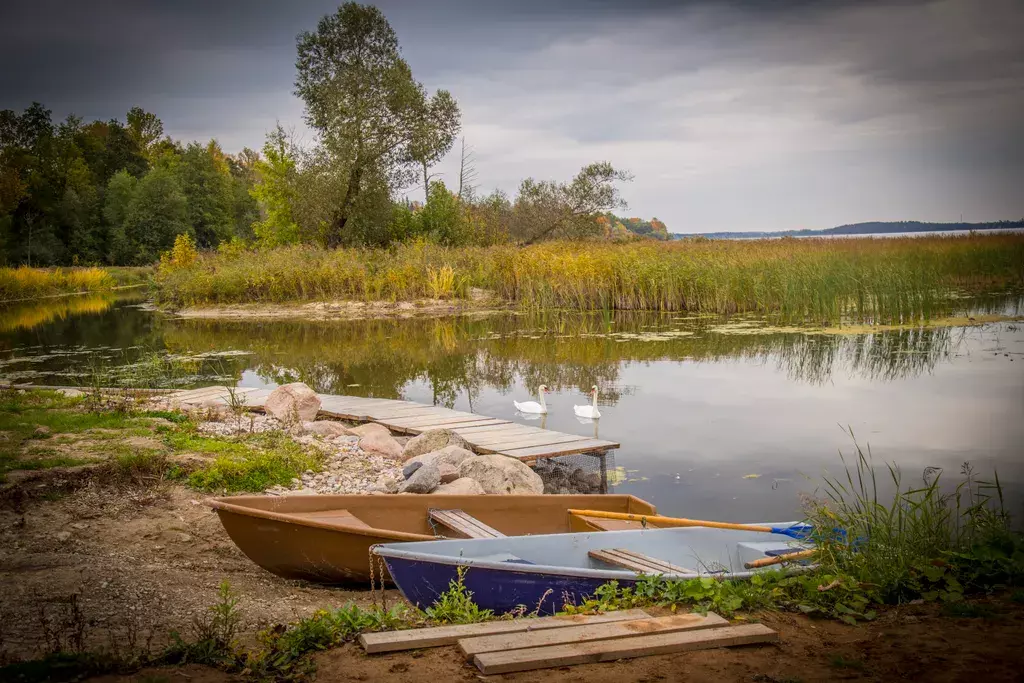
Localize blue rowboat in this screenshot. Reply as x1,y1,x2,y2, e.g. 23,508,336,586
373,523,813,615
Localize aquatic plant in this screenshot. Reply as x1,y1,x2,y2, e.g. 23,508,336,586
154,233,1024,323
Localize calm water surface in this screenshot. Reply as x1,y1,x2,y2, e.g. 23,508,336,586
1,293,1022,521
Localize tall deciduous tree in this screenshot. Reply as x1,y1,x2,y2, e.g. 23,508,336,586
126,107,164,161
409,90,460,204
294,2,460,246
122,165,189,265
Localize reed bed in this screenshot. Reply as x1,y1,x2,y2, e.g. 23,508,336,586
155,234,1024,323
0,266,116,303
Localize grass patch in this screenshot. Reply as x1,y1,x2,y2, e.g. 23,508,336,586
172,429,324,493
0,266,114,303
154,234,1024,323
828,653,866,670
940,601,1002,619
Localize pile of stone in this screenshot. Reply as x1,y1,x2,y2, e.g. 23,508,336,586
534,459,604,494
186,381,552,497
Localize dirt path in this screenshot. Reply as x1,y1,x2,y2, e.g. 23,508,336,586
0,481,383,659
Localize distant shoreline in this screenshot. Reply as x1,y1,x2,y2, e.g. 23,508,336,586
674,220,1024,240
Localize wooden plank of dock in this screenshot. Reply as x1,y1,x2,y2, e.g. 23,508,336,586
164,386,619,462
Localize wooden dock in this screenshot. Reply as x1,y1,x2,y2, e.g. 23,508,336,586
164,386,619,463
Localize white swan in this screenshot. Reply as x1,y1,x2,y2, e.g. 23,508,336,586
514,385,549,414
574,385,601,419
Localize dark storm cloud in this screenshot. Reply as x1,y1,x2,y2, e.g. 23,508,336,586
1,0,1021,231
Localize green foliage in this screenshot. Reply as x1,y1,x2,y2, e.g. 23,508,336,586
1,103,259,267
164,581,242,667
294,2,461,247
513,162,633,244
177,430,325,493
251,126,301,247
121,165,190,265
423,567,495,624
244,603,407,679
804,431,1022,604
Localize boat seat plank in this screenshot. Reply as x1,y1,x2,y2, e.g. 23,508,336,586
289,509,372,530
589,549,694,574
429,509,506,539
458,612,729,658
472,623,779,675
573,514,653,531
358,609,652,653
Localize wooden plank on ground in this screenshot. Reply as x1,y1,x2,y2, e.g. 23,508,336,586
472,623,779,675
459,612,728,659
358,609,652,654
385,418,501,432
498,439,619,460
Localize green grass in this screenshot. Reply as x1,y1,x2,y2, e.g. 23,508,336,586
828,653,866,670
0,390,320,492
166,428,324,493
153,234,1024,323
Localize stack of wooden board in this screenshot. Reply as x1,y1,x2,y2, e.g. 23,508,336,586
358,610,778,674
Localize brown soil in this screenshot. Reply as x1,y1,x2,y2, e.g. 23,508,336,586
3,479,1023,682
0,481,377,660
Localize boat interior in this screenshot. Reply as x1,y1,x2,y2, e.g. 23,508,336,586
209,494,657,538
377,524,811,576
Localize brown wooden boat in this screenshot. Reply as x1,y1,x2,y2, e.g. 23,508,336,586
208,494,657,584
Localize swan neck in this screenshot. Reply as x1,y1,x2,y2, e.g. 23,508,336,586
592,391,598,409
539,391,547,409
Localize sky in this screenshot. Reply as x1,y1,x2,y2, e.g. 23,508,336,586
2,0,1022,234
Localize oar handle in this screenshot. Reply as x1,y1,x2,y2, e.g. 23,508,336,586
567,509,774,533
743,549,817,569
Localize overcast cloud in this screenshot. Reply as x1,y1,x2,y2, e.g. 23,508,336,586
2,0,1021,232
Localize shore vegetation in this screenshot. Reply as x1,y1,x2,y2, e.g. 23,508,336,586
155,233,1024,323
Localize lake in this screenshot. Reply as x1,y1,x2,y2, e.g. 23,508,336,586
1,292,1022,521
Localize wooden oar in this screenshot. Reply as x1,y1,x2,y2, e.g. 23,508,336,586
743,549,817,569
567,510,812,539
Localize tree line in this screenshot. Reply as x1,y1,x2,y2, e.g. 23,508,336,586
0,2,665,267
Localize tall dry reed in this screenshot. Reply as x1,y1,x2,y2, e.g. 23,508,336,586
0,266,115,303
154,234,1024,322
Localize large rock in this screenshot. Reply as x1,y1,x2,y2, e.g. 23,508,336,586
435,477,486,495
404,445,476,471
265,383,321,424
437,463,460,484
349,423,392,438
402,428,470,461
359,431,404,460
299,420,352,438
458,454,543,495
399,463,440,494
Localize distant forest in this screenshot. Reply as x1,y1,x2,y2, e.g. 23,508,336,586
686,220,1024,240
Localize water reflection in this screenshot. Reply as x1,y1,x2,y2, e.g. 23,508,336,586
1,294,1021,521
0,293,115,332
161,311,971,405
